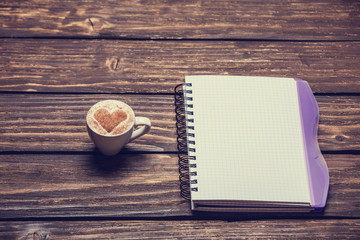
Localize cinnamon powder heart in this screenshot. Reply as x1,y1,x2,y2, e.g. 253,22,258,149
94,108,127,133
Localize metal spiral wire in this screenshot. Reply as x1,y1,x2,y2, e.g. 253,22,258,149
174,84,191,200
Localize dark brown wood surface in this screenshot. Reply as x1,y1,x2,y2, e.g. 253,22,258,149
1,219,359,239
1,0,359,238
1,39,360,93
0,154,359,218
0,94,359,152
0,0,359,40
0,94,176,152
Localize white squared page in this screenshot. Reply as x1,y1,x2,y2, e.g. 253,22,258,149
185,75,310,203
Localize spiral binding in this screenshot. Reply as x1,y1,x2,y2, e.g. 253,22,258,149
174,83,197,200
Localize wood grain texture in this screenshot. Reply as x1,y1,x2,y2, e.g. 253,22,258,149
0,94,176,152
0,0,359,40
0,153,358,218
1,39,360,93
0,219,359,239
0,94,359,152
1,0,358,235
0,154,189,218
318,95,360,151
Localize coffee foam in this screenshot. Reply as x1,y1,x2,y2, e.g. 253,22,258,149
87,100,135,136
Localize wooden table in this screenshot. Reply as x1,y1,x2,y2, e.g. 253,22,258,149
0,0,359,238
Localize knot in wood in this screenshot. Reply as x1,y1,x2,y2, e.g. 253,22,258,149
106,57,122,71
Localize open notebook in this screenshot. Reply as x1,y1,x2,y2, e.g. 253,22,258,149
176,75,329,212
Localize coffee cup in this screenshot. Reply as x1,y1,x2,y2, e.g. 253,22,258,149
86,100,151,155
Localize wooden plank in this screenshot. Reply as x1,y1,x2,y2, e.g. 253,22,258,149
0,219,359,239
318,95,360,152
0,94,359,152
0,153,359,218
1,39,360,93
0,94,176,152
0,0,359,40
324,154,360,218
0,154,189,218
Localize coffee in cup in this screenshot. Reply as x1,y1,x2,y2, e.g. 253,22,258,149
86,100,151,155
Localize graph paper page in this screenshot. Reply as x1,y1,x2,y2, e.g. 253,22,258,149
185,75,310,204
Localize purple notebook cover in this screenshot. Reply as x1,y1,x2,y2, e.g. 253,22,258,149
295,78,329,211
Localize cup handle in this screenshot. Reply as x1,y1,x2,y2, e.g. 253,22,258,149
129,117,151,142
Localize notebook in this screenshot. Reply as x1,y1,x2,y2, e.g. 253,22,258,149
175,75,329,212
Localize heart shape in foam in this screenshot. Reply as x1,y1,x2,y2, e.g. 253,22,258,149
94,108,127,133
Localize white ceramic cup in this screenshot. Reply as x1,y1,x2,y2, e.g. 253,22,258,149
86,100,151,156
